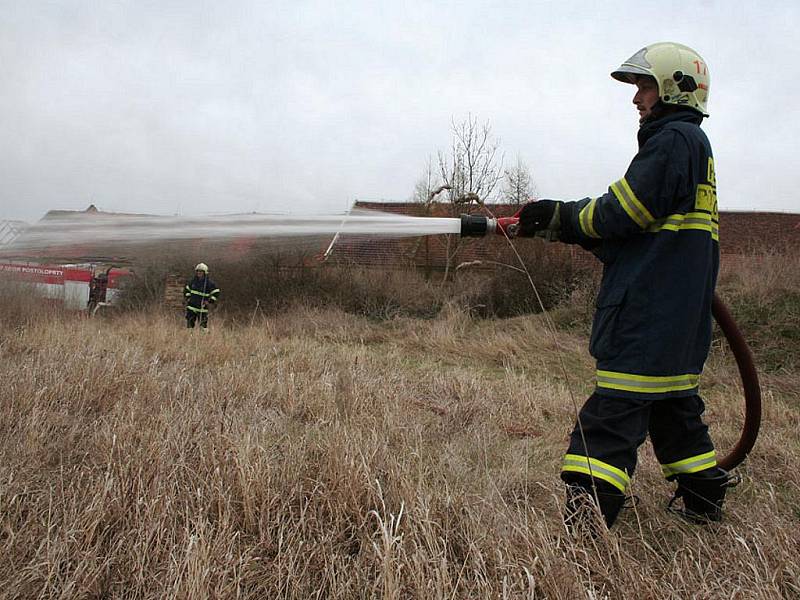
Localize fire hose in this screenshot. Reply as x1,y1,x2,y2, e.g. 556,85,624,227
460,212,761,471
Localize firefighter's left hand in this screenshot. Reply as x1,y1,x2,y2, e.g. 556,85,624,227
518,200,561,237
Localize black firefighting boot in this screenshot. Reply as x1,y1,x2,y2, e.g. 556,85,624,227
564,479,626,533
669,468,733,523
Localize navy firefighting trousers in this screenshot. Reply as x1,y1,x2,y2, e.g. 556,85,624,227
561,392,717,493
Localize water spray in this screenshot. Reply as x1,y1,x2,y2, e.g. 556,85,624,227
5,210,462,252
5,209,525,253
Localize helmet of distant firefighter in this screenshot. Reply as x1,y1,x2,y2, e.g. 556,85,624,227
611,42,710,117
195,263,209,273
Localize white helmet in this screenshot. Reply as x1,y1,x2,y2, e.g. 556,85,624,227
611,42,710,117
194,262,209,273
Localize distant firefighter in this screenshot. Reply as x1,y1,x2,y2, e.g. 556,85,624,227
184,263,220,330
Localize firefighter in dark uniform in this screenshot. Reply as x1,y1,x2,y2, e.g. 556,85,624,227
518,43,730,528
185,263,220,330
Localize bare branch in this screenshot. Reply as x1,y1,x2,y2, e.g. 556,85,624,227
502,155,536,206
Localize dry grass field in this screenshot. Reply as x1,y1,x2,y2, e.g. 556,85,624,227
1,254,799,599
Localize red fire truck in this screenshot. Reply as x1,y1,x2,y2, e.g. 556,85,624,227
0,261,131,312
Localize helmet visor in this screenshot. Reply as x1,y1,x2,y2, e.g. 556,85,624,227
611,64,653,84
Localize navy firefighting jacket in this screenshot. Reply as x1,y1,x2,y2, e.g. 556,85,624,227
559,111,719,399
185,276,220,313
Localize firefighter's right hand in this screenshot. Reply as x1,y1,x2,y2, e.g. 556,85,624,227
518,200,561,237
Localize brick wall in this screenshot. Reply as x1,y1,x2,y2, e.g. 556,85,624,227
718,211,800,255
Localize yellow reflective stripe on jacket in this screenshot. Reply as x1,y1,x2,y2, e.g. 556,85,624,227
188,289,214,298
186,305,209,314
596,370,699,394
209,288,220,296
647,212,719,241
661,451,717,478
578,198,601,238
610,177,654,229
562,453,630,493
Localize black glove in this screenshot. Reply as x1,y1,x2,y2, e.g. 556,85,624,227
518,200,560,237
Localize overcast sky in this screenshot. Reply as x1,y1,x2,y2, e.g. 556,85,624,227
1,0,798,223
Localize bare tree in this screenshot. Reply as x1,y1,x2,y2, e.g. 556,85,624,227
502,155,536,206
437,114,504,208
430,115,504,281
